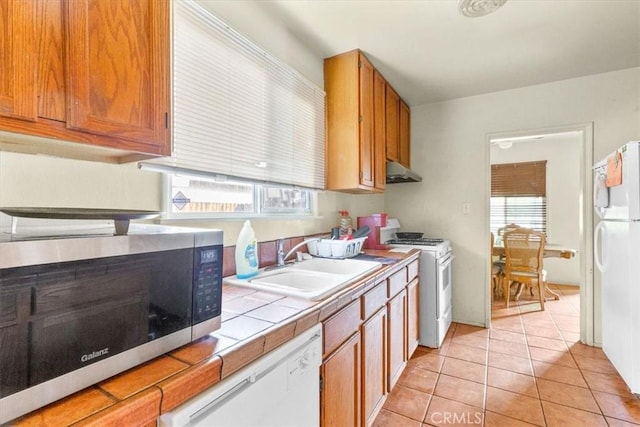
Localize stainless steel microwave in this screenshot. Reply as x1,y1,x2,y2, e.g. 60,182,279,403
0,224,223,424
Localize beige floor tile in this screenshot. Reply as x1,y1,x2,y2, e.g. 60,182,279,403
490,317,525,333
523,324,564,340
382,384,431,422
451,333,489,350
605,416,640,426
532,360,588,388
592,391,640,424
372,409,422,427
441,357,486,384
541,400,607,427
483,411,538,427
488,351,533,376
573,353,619,375
446,342,488,365
434,374,485,409
486,366,538,398
582,370,636,398
424,395,484,427
526,335,568,352
528,346,577,368
408,349,446,373
489,338,530,358
489,329,527,345
568,341,609,360
485,386,545,426
398,365,439,394
536,378,600,413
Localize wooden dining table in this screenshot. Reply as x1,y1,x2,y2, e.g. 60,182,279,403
492,243,577,260
492,243,577,300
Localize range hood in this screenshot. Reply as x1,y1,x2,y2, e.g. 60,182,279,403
386,162,422,183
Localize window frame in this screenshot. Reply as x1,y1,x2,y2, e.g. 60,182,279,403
490,160,548,234
160,174,315,220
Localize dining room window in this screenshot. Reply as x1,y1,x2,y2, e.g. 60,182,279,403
490,161,547,233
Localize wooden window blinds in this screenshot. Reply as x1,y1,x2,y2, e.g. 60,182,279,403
491,161,547,197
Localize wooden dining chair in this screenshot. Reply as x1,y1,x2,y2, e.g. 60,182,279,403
490,232,504,301
502,227,547,310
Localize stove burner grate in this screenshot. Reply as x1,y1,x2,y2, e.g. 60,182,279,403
386,238,445,246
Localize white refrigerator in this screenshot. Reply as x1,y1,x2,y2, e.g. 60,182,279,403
593,140,640,396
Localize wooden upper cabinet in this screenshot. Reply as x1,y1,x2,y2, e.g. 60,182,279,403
399,99,410,168
65,0,169,150
358,55,375,189
0,0,170,162
385,85,399,163
373,70,386,191
0,0,38,122
324,49,384,193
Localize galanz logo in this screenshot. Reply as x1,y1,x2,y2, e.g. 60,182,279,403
81,348,109,363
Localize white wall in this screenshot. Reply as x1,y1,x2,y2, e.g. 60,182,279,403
491,134,582,285
384,67,640,341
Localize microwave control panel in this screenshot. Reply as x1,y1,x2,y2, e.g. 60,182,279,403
192,245,223,324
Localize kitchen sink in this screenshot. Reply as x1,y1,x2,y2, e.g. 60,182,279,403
225,258,382,300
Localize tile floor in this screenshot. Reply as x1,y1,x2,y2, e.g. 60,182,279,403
373,284,640,426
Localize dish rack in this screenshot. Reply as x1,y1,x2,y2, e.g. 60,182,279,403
307,237,367,259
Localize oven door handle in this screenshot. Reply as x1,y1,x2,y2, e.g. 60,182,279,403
439,253,455,270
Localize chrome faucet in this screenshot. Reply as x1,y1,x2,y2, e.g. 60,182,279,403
276,237,322,267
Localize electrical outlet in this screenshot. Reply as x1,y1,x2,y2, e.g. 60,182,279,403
462,203,471,214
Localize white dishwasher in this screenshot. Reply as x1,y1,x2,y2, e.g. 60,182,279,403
159,324,322,427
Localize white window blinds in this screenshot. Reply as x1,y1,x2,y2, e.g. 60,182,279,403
152,0,325,189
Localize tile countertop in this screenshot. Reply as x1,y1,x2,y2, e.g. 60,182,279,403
10,248,420,427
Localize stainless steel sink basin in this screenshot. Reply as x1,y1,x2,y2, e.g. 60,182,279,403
225,258,382,300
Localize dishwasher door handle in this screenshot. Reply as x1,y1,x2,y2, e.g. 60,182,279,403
190,331,321,424
190,373,256,423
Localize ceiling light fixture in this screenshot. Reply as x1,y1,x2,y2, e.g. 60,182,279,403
458,0,507,17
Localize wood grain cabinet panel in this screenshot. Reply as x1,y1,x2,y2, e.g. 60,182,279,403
0,0,38,122
387,288,407,390
0,0,170,161
361,307,387,427
324,50,384,193
407,278,419,357
321,332,361,427
385,85,399,163
66,0,169,150
373,70,386,191
399,100,410,168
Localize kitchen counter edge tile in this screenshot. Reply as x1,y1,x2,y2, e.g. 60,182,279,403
9,249,420,426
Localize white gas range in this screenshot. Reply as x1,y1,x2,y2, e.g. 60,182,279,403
381,219,454,348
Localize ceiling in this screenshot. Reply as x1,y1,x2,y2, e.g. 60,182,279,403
254,0,640,106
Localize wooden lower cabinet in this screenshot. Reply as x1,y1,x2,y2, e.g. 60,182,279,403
321,332,361,427
407,278,419,357
320,258,419,427
387,288,407,390
361,307,387,426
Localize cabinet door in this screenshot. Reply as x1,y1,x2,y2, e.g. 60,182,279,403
387,288,407,390
399,100,411,167
321,332,361,427
385,85,399,162
362,307,387,427
0,0,37,121
358,54,374,188
373,70,386,191
65,0,169,152
407,278,419,357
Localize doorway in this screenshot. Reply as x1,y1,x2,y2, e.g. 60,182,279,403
486,123,595,346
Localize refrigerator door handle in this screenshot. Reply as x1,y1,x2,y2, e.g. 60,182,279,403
593,171,609,217
594,221,607,272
